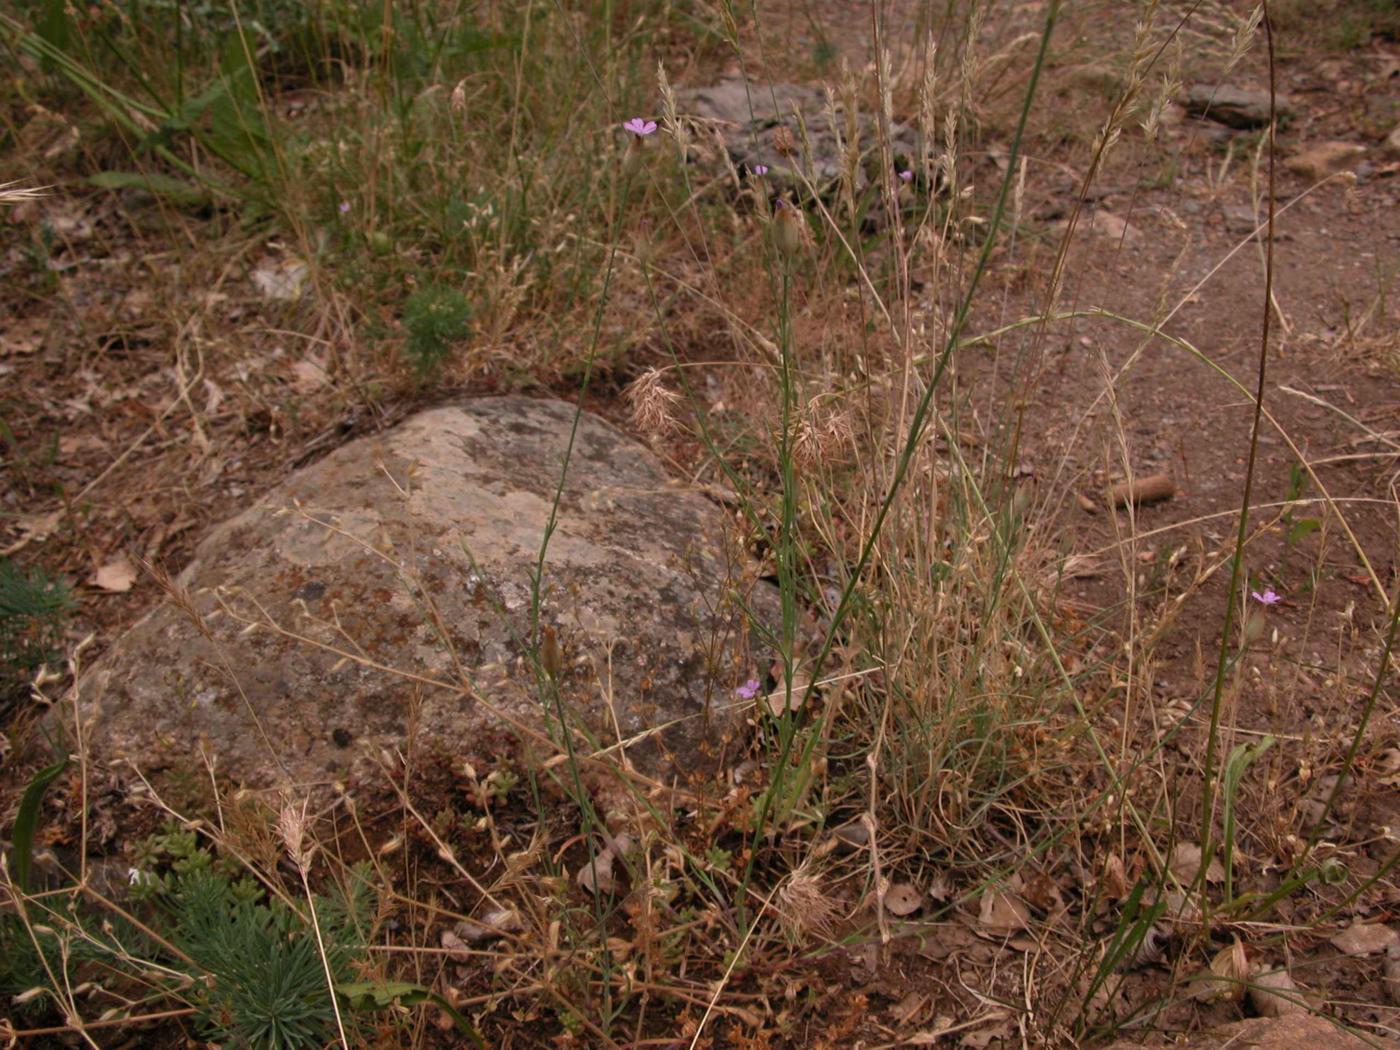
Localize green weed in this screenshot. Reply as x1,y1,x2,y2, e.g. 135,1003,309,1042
0,558,72,712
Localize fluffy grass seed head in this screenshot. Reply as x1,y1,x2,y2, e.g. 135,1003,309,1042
625,367,682,435
778,860,839,941
793,398,852,470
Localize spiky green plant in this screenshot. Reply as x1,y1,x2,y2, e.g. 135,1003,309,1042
402,284,473,375
172,872,358,1050
0,558,72,711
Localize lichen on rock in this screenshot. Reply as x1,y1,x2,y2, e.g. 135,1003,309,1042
75,397,774,792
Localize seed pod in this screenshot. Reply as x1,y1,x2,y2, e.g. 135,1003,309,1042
1108,474,1175,508
540,625,563,680
772,200,807,257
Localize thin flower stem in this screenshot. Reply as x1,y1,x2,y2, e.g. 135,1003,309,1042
1198,1,1278,909
1302,581,1400,850
299,865,350,1050
5,1007,198,1039
525,166,630,1026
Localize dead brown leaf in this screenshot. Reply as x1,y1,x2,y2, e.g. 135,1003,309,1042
291,359,330,395
1169,842,1224,885
3,511,63,556
958,1016,1012,1049
890,990,927,1025
914,922,976,962
1100,852,1129,899
1248,965,1307,1017
441,929,472,960
1329,922,1398,957
454,907,523,944
1,317,45,358
883,882,923,917
977,890,1030,935
1022,871,1064,914
93,556,137,593
577,852,615,894
251,256,309,301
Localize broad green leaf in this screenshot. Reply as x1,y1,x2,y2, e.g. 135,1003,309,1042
1286,518,1321,546
1221,736,1274,905
337,981,485,1047
36,0,71,59
89,171,210,206
206,29,271,179
12,758,67,892
1285,462,1308,503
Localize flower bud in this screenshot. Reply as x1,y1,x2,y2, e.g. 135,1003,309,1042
772,199,806,257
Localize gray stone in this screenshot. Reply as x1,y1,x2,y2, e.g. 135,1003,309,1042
1219,204,1293,241
75,397,773,790
1284,141,1366,182
1178,84,1295,129
676,76,921,195
1383,124,1400,161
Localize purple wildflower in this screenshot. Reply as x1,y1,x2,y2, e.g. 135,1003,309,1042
1251,588,1282,606
735,678,761,700
338,201,351,213
623,117,658,137
753,164,769,176
898,169,914,183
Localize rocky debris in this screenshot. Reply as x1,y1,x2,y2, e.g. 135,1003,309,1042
1178,84,1295,129
1048,208,1142,246
1285,141,1367,182
75,397,774,790
1082,208,1141,245
675,76,920,195
1385,124,1400,160
1217,203,1293,241
1106,1013,1370,1049
1387,939,1400,1005
1220,203,1260,235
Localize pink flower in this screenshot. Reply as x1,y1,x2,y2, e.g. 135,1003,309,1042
898,169,913,182
622,117,658,137
338,201,351,213
753,164,769,176
1251,588,1281,606
735,678,761,700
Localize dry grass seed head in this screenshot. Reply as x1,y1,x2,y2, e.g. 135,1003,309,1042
277,799,315,876
625,367,682,435
792,398,853,472
657,61,687,160
778,859,839,941
771,124,796,157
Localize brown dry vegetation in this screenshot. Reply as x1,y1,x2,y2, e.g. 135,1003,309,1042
2,1,1400,1047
